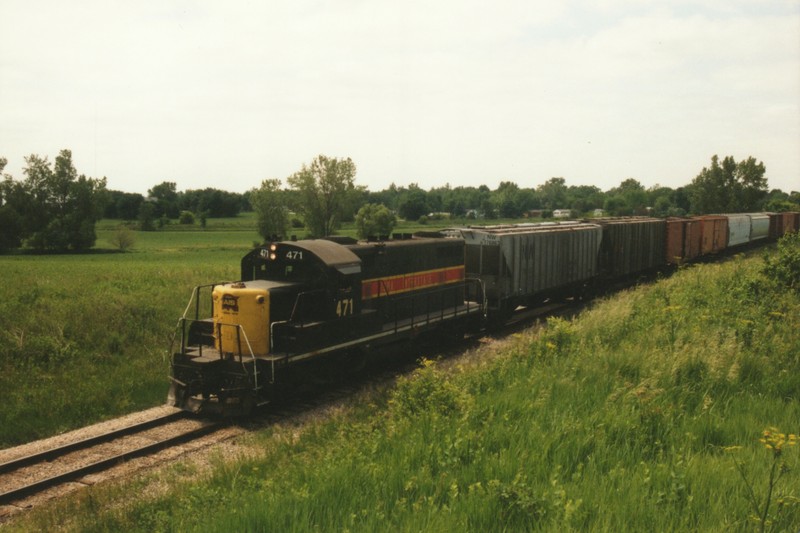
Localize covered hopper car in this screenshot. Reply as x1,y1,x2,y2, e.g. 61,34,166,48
449,222,602,316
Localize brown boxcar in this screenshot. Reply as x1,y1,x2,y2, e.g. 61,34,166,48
769,212,800,239
698,215,728,254
783,212,799,235
665,217,702,264
594,217,666,277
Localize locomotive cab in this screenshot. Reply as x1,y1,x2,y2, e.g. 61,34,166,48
239,240,366,355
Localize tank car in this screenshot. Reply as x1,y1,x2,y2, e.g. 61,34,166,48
168,235,485,415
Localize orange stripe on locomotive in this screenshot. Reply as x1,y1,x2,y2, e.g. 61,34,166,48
361,265,465,300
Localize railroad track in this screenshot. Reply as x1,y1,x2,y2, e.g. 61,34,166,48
0,409,224,507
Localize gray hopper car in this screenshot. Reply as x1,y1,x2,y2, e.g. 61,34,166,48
451,222,603,315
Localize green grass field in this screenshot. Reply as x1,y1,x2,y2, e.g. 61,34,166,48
4,225,799,531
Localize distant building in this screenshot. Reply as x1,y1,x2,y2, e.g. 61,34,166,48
523,210,544,218
553,209,571,219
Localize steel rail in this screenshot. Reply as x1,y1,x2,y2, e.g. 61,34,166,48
0,410,187,476
0,421,223,505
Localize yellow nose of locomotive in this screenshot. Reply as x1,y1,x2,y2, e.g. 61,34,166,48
212,282,270,357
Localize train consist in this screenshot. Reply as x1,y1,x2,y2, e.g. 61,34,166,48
168,212,798,415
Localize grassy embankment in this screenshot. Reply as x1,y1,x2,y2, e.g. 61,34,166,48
11,234,800,532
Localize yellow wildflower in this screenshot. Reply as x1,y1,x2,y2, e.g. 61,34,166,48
759,427,798,456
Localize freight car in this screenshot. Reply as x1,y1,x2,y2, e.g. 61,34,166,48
169,212,797,415
169,236,485,414
724,213,770,247
593,217,666,277
665,217,702,265
447,222,602,316
769,212,799,240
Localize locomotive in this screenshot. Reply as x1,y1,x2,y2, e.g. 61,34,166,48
169,212,798,415
169,235,485,414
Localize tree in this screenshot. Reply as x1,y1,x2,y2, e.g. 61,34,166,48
568,185,604,212
339,185,370,223
689,155,768,214
104,190,144,219
0,159,25,251
605,178,648,215
148,181,180,218
287,155,356,237
537,177,568,210
138,201,157,231
355,203,397,239
603,196,630,216
179,188,244,218
736,156,768,211
397,184,429,221
493,181,523,218
12,150,107,251
481,198,497,219
250,178,289,241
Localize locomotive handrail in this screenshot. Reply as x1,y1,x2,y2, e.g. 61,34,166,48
236,324,259,391
379,278,484,333
465,277,488,316
182,283,230,320
288,288,329,324
215,320,262,390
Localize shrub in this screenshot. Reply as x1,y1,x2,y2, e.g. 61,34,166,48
179,210,195,225
355,203,396,239
109,226,136,251
763,231,800,291
390,358,470,418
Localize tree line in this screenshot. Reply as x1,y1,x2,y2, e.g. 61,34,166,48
2,150,798,253
252,154,799,241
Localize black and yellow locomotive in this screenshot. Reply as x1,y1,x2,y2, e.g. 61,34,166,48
169,235,485,415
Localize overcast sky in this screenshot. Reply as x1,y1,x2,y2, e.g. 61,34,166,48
1,1,799,196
